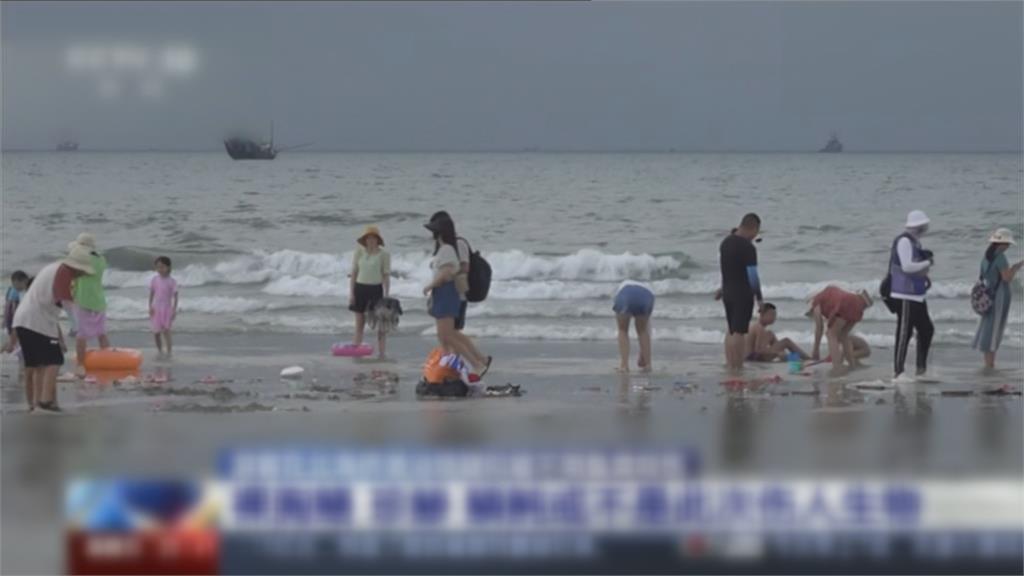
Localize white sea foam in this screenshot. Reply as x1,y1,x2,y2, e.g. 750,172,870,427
102,249,977,302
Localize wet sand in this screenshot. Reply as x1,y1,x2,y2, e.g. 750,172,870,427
2,331,1022,574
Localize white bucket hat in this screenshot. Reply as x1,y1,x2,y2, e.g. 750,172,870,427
63,244,96,275
989,228,1016,245
68,232,97,252
905,210,930,228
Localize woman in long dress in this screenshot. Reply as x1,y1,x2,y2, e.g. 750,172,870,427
972,228,1023,370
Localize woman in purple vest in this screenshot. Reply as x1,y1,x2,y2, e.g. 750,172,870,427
889,210,934,379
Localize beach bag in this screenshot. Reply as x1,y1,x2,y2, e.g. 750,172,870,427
879,233,913,315
460,238,492,303
879,274,898,314
970,259,1001,316
422,347,462,384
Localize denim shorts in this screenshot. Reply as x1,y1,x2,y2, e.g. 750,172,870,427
613,285,655,317
429,281,462,319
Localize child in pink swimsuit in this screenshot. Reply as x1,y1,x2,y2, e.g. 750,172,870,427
149,256,179,356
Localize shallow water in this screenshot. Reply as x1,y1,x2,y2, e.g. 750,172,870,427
3,152,1022,350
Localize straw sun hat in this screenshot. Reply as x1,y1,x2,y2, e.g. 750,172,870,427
357,225,384,247
67,232,97,252
63,243,95,275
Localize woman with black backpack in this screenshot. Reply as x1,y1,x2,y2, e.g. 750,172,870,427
972,228,1022,370
423,216,492,382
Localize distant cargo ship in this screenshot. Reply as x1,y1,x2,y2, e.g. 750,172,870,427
819,132,843,153
56,140,79,152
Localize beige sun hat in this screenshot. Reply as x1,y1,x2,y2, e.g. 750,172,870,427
68,232,97,252
357,225,384,247
988,228,1016,245
63,244,96,275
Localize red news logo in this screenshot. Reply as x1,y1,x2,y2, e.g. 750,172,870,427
67,530,218,575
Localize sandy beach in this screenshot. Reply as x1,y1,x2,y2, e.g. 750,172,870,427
3,331,1021,573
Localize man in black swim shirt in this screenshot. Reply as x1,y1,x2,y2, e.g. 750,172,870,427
716,213,763,373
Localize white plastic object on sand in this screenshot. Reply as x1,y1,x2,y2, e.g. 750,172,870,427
280,366,305,379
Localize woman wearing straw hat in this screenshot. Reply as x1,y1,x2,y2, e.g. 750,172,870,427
972,228,1023,370
348,225,391,359
11,243,95,412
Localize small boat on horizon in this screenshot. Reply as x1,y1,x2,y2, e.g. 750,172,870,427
56,140,79,152
225,122,276,160
224,122,312,160
819,132,843,153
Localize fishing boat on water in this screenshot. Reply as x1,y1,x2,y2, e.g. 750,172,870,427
819,132,843,153
224,122,312,160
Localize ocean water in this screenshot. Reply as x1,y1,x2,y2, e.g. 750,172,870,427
2,152,1022,350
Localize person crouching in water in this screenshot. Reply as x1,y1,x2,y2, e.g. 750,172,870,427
12,244,95,412
744,303,810,362
68,233,111,376
613,280,655,373
806,285,873,376
423,217,491,382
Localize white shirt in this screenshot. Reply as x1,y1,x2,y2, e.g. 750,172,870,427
431,244,460,276
13,262,65,338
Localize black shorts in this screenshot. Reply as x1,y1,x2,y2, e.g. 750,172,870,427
455,301,468,331
723,298,755,335
15,327,64,368
349,283,384,314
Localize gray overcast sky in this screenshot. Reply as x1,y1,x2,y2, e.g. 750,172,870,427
2,1,1021,151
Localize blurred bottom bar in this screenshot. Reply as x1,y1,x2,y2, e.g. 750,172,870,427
220,530,1023,575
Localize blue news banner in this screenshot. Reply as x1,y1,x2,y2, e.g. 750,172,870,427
65,447,1023,574
214,447,1023,574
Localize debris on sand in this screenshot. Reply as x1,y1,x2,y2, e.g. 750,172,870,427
210,386,240,402
983,385,1022,396
154,401,273,413
673,381,698,394
483,384,523,397
773,389,820,397
196,376,235,385
354,370,400,385
130,385,252,400
277,392,324,401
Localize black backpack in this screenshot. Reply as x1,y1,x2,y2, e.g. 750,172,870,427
459,237,492,303
879,233,912,315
